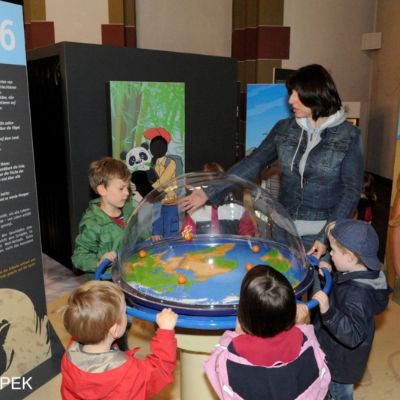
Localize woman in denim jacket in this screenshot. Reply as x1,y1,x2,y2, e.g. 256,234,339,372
182,64,364,259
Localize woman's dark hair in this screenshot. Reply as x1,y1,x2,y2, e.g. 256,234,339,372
286,64,342,120
238,265,296,338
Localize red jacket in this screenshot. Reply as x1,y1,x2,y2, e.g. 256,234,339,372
61,329,177,400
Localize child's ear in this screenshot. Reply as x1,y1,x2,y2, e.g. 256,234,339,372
109,322,119,339
235,318,244,334
97,184,107,196
346,250,356,263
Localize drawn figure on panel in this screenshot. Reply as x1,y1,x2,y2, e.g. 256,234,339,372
0,289,51,387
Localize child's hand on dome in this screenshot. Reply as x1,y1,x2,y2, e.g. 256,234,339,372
318,260,332,276
98,251,117,265
296,304,310,324
156,308,178,330
312,291,330,314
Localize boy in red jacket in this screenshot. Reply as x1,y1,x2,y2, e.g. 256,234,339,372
61,280,177,400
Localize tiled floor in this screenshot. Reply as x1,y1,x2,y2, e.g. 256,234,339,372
28,254,400,400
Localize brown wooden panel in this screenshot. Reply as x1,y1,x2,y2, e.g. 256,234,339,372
101,24,125,47
244,60,257,83
257,26,290,59
233,26,290,61
256,59,282,83
232,29,245,60
109,0,124,24
245,0,263,27
259,0,284,25
232,0,246,29
26,21,55,50
124,26,136,48
124,0,136,26
26,0,46,21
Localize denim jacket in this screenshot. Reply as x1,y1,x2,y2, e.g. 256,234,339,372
226,117,364,244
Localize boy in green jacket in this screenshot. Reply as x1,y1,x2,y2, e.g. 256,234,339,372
71,157,137,273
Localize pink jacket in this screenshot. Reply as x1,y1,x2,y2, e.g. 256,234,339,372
204,325,330,400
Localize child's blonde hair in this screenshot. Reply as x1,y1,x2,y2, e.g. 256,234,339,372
89,157,131,194
63,280,125,344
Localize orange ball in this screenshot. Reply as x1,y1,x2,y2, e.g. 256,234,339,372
251,245,260,253
138,250,147,258
178,275,187,284
245,263,253,271
184,232,193,241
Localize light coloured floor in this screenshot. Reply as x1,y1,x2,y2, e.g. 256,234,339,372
27,254,400,400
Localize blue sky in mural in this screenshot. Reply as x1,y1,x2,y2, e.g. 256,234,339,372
245,84,291,153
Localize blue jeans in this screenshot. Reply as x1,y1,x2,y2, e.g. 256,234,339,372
327,381,354,400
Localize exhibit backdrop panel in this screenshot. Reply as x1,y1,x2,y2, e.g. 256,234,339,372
27,43,238,267
245,83,290,153
0,2,62,398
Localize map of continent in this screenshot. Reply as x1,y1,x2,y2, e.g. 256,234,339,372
123,239,301,308
125,243,238,292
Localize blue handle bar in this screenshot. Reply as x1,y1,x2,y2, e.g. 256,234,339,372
94,258,112,280
299,255,332,309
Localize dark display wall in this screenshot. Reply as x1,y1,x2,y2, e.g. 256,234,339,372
27,42,238,268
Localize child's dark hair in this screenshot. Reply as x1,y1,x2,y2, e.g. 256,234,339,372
237,265,296,338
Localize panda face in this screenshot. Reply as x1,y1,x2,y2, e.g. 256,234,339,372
125,146,151,172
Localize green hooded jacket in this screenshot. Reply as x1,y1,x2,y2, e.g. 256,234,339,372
71,198,137,273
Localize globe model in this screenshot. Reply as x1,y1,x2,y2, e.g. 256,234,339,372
113,172,314,316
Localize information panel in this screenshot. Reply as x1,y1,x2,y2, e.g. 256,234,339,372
0,2,61,398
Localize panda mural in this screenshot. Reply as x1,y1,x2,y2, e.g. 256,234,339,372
120,142,157,202
121,128,181,240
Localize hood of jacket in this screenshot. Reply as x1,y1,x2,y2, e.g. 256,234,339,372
337,270,389,315
61,347,137,399
292,107,347,187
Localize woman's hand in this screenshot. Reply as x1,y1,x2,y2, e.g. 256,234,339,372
306,240,327,259
179,187,208,213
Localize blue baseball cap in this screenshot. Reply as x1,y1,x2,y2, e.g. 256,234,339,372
330,219,381,271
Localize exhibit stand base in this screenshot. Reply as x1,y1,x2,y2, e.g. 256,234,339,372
176,330,222,400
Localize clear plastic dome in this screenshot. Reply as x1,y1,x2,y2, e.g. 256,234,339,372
113,172,314,316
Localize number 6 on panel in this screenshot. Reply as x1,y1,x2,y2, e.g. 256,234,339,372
0,19,16,51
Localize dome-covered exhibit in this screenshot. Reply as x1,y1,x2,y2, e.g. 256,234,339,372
112,172,317,323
